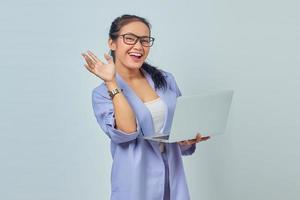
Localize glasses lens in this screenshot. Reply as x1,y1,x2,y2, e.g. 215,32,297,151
140,37,151,47
123,34,137,44
142,37,155,47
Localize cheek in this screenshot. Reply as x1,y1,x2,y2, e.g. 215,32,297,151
144,48,150,57
115,47,130,58
115,42,130,55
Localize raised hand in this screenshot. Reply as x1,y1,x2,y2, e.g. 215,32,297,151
81,50,116,82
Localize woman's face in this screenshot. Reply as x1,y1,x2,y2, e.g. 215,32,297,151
109,21,151,70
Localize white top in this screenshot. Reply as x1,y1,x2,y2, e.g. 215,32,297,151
144,97,166,134
144,97,167,153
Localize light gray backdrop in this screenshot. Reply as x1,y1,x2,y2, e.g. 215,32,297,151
1,0,299,199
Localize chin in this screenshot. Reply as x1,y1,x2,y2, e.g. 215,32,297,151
126,63,143,70
125,60,145,70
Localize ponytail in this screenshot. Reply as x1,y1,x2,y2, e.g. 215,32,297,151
141,62,167,90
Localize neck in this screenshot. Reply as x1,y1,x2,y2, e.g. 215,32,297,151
116,64,144,82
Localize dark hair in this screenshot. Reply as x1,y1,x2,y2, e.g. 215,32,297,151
109,14,167,90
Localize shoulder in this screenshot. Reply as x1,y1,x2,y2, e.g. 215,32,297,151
158,69,177,82
158,69,182,96
158,69,180,87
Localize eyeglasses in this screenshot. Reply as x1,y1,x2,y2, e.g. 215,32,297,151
118,33,155,47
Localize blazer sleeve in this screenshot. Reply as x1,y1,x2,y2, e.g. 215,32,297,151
179,144,196,156
168,72,197,156
92,87,140,144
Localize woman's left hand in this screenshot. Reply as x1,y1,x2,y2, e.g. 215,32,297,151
177,133,210,146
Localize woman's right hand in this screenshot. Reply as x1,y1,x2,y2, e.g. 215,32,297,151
81,50,116,82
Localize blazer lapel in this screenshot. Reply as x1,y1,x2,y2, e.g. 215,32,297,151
115,70,174,157
142,69,174,134
115,72,155,137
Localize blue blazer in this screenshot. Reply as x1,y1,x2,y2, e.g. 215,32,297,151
92,69,196,200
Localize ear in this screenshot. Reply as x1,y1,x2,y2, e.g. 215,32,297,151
108,38,116,51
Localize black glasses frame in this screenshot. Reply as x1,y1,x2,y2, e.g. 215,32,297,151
118,33,155,47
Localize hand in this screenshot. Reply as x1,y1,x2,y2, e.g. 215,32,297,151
81,50,116,82
177,133,210,146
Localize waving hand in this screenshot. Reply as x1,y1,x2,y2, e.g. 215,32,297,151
81,50,116,82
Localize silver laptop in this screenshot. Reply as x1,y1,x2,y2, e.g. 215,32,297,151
143,89,234,143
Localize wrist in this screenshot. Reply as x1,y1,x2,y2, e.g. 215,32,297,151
108,87,123,99
105,79,118,90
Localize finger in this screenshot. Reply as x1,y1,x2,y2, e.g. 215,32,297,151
196,137,201,143
84,63,97,75
187,140,195,145
198,136,210,143
83,52,97,65
200,136,210,141
193,133,200,142
196,133,202,138
104,53,113,64
188,139,197,143
87,50,103,65
84,64,93,73
82,53,95,66
195,136,202,143
194,133,200,141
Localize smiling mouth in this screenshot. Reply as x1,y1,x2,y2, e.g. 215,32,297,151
128,52,143,59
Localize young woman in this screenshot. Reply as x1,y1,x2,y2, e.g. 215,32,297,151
81,14,210,200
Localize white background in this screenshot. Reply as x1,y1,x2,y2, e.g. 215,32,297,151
1,0,299,199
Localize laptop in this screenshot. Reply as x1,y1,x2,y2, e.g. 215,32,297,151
143,89,234,143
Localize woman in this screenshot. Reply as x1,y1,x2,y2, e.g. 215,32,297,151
81,14,210,200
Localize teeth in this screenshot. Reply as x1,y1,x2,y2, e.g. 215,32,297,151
129,52,142,56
